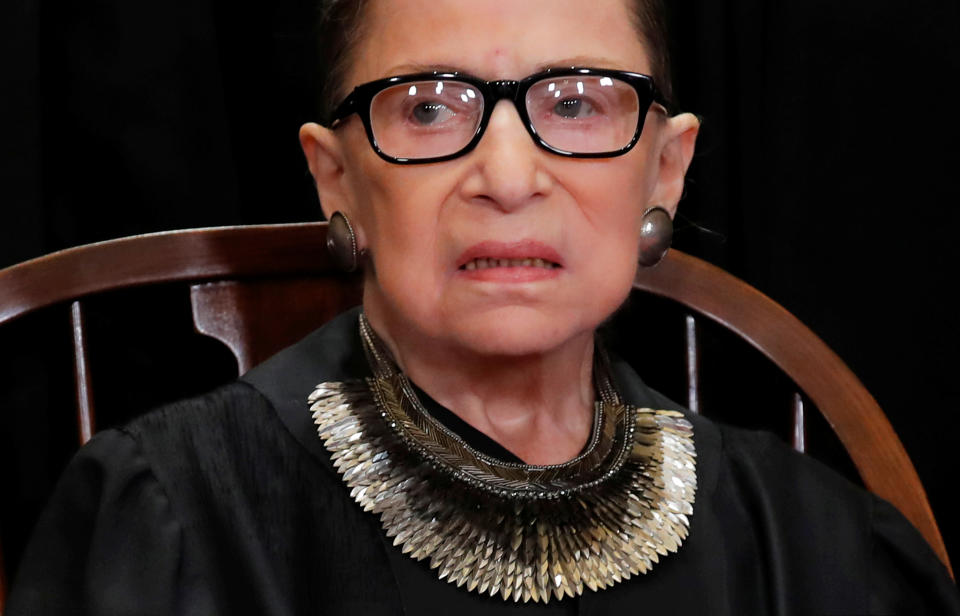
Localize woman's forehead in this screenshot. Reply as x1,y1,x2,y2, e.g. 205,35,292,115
348,0,651,84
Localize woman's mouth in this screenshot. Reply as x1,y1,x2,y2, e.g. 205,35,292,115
455,241,564,282
460,257,560,271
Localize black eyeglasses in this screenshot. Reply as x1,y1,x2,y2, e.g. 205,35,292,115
326,67,669,164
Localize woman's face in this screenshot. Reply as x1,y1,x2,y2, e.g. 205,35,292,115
304,0,697,359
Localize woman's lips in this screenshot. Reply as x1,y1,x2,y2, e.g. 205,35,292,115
462,257,558,271
455,240,563,282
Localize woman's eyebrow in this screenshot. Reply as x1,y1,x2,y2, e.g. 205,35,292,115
384,63,467,75
535,56,628,71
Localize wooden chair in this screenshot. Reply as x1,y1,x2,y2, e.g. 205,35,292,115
0,222,952,610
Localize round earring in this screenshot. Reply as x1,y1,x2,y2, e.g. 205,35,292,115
637,206,673,267
326,211,362,272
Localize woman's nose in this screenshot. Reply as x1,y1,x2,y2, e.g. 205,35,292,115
459,100,552,212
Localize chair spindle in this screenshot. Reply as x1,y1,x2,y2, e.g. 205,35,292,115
792,392,806,453
71,301,96,445
685,314,700,414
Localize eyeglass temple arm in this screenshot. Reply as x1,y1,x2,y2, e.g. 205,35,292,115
326,94,357,128
650,84,677,116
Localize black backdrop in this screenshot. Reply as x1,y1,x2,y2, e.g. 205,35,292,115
1,0,958,582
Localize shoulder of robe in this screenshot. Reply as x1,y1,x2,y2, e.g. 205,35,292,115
717,423,866,496
711,422,875,531
114,380,327,494
121,380,280,450
710,422,960,609
6,427,188,615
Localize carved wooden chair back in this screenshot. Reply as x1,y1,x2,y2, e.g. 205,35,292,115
0,222,951,610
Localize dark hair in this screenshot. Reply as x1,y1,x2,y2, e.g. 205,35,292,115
316,0,674,121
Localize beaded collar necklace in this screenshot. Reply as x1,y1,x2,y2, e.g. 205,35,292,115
307,314,697,603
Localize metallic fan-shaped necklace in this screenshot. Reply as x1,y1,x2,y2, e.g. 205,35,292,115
307,314,697,603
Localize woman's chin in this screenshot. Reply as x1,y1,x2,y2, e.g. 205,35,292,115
440,308,596,359
365,284,619,361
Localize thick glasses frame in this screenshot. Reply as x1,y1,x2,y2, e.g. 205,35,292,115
326,67,670,164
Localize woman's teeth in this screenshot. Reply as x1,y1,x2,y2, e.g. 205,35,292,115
462,258,558,270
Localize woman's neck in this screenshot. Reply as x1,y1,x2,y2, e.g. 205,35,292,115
364,311,596,466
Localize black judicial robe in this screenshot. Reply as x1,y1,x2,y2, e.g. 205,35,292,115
8,308,960,615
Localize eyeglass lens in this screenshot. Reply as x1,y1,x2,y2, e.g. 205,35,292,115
368,76,641,160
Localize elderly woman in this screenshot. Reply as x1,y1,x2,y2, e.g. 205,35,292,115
7,0,960,614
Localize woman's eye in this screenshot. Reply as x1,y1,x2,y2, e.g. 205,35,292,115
553,98,596,119
411,102,455,125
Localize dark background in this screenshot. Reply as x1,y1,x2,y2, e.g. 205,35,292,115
2,0,958,584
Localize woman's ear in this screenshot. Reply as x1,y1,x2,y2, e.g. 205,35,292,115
299,122,351,221
648,112,700,217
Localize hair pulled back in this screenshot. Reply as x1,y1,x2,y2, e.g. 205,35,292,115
316,0,673,120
